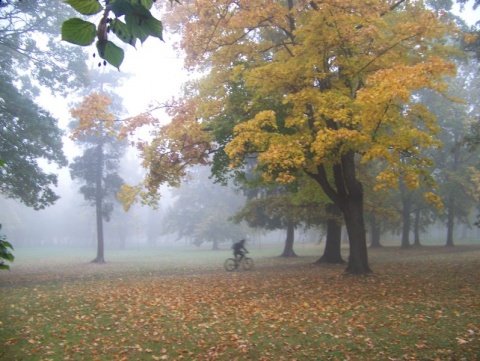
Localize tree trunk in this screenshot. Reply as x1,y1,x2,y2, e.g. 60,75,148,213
400,182,411,249
339,153,370,274
413,208,422,246
446,193,455,247
307,151,371,274
316,217,345,264
343,197,370,274
369,214,382,248
279,220,297,257
316,205,345,264
92,142,105,263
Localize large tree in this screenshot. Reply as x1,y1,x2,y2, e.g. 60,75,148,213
172,0,457,274
0,0,87,209
70,93,127,263
123,0,458,274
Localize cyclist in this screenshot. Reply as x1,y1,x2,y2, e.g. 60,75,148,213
232,239,248,263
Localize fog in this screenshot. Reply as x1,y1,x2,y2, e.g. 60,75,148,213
2,150,479,251
1,1,479,266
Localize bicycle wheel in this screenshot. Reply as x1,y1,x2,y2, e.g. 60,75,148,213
242,257,254,270
224,258,237,272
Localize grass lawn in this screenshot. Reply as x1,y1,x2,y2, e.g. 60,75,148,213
1,243,479,360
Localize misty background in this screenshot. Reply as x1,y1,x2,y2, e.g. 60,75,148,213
1,1,479,260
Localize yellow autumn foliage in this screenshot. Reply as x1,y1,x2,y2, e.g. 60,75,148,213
139,0,461,207
214,0,457,193
70,93,116,139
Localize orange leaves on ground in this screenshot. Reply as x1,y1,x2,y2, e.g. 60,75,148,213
2,247,480,360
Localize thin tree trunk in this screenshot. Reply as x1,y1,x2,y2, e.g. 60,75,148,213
370,214,382,248
446,194,455,247
413,208,421,246
400,181,411,249
446,138,461,247
401,206,411,249
92,141,105,263
280,221,297,257
118,230,127,249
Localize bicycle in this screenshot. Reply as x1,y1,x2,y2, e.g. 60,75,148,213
224,256,254,271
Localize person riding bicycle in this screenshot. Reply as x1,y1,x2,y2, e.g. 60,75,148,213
232,239,248,263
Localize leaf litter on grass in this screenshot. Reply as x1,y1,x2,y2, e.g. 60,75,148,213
1,246,480,360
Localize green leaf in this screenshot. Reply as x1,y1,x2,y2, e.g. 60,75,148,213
0,252,14,262
2,241,14,251
96,40,125,69
137,0,154,9
111,19,137,47
0,263,10,270
0,158,4,167
125,5,163,43
140,13,163,41
107,0,135,17
61,18,96,46
65,0,103,15
126,13,149,43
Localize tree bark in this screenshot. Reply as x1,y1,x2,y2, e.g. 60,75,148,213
307,151,371,274
369,214,382,248
343,196,370,274
280,220,297,257
92,141,105,263
316,205,345,264
400,181,411,249
413,208,422,246
446,193,455,247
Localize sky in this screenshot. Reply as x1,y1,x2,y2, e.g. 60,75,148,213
118,34,189,117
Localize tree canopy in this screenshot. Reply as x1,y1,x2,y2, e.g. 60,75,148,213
0,0,88,209
0,80,67,209
123,0,459,274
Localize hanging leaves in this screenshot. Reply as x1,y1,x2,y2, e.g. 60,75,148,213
118,98,214,208
62,0,167,68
